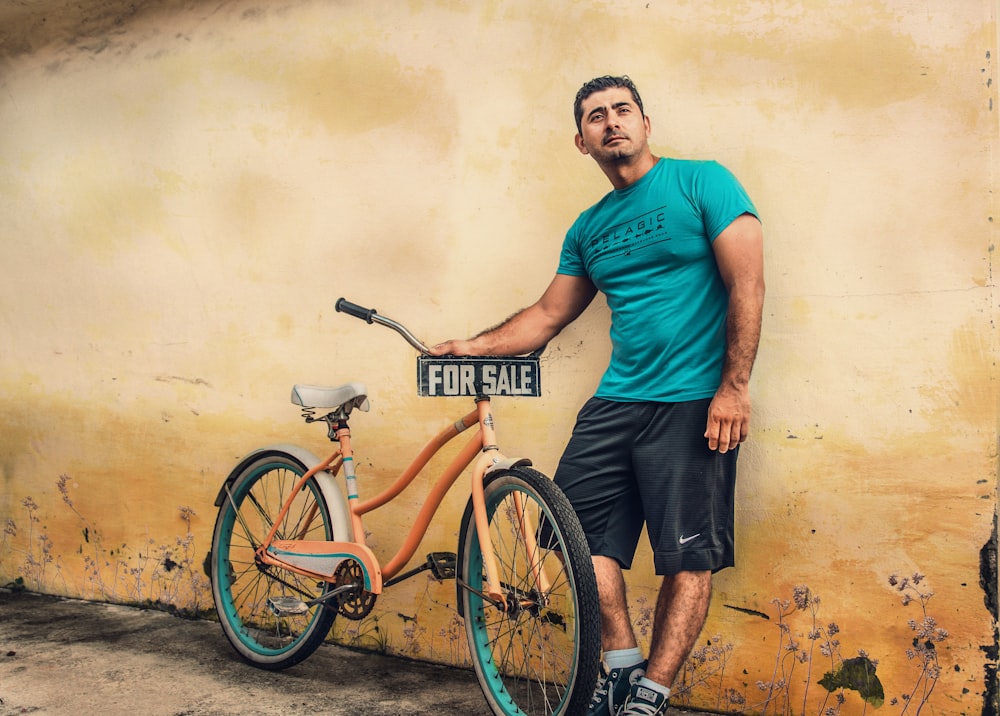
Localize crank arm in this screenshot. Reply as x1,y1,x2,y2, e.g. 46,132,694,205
304,583,360,608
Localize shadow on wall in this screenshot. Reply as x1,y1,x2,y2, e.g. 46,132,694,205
981,513,999,714
0,0,221,61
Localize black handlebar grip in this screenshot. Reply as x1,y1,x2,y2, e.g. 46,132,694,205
335,298,378,324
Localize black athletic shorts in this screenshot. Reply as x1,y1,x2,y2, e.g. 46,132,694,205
552,396,737,576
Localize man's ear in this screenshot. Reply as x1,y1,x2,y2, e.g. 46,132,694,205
574,133,589,155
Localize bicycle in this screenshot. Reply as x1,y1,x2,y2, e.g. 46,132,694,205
209,298,601,716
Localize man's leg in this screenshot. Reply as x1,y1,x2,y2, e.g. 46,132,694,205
586,556,647,715
593,555,637,650
643,569,712,688
630,399,733,690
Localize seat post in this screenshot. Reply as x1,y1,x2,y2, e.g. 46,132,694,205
323,414,348,441
336,422,367,543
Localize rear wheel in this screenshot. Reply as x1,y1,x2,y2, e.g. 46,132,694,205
210,453,338,669
459,467,600,716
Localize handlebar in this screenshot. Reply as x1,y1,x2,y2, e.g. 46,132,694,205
336,298,432,355
336,297,547,358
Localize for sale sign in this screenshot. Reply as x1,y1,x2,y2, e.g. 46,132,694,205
417,356,541,397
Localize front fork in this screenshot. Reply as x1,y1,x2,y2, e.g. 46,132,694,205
469,396,550,608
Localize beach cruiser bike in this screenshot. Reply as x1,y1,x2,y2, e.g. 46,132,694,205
209,299,600,716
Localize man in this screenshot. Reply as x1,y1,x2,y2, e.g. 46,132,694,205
431,75,764,716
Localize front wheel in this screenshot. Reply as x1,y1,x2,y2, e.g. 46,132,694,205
459,467,601,716
210,452,339,670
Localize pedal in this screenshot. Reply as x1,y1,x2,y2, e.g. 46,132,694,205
427,552,457,580
267,596,309,616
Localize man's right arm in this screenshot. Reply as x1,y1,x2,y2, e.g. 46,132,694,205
430,274,597,356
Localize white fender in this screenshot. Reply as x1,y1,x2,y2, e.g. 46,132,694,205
220,444,353,542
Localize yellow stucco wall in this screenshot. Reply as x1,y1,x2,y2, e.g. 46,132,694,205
0,1,996,713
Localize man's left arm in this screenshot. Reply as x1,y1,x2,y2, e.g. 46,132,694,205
706,213,765,453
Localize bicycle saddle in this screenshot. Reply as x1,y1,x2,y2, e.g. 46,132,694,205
290,382,370,412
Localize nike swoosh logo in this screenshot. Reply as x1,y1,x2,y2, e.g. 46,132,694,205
678,534,701,545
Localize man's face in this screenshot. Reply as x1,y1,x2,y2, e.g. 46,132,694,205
574,87,651,164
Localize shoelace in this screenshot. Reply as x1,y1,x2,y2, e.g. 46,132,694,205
588,672,613,709
620,695,664,716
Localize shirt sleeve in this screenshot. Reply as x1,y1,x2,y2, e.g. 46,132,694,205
695,161,759,242
557,218,588,277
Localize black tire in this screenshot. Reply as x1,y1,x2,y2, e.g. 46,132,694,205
459,467,601,716
210,453,339,669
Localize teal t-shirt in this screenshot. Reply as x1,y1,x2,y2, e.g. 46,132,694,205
558,158,758,402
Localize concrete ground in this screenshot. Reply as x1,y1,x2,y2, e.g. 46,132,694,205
0,589,715,716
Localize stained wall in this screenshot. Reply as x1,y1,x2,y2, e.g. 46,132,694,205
0,1,996,713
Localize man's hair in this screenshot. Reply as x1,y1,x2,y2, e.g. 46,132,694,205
573,75,645,133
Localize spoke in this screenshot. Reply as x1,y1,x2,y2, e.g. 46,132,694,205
225,484,267,548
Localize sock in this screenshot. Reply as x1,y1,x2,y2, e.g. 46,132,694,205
636,676,671,700
604,647,644,669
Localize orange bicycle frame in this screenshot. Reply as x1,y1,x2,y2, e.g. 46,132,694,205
255,396,537,605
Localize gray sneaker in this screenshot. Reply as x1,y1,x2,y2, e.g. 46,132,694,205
617,681,670,715
586,660,646,716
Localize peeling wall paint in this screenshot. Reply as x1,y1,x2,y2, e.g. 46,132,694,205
0,1,996,713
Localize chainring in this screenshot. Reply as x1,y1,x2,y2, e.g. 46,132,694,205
333,559,377,620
